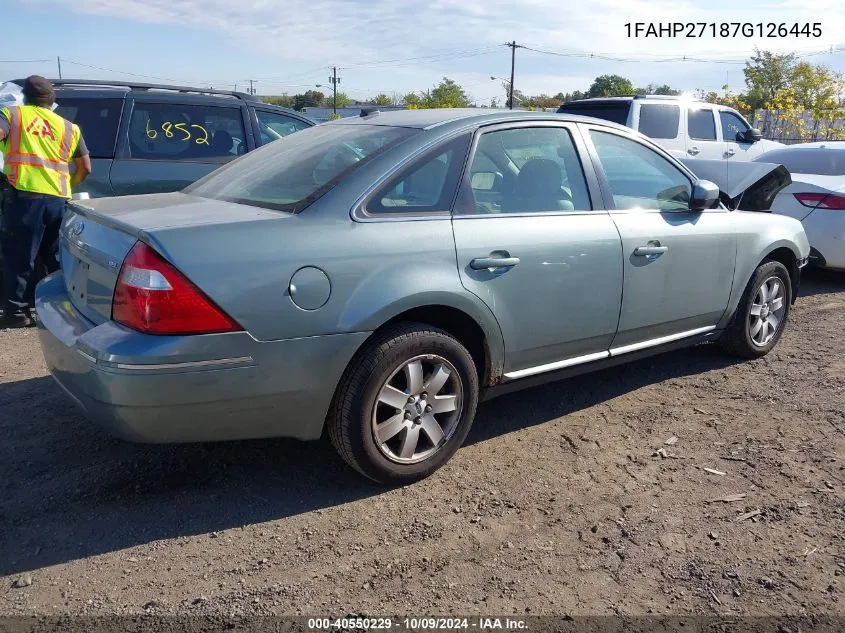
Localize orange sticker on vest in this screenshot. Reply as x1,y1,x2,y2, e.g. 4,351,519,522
25,117,56,141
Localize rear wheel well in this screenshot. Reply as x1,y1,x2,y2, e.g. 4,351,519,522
382,306,491,386
762,247,798,299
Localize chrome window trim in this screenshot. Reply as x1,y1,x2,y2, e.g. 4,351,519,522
350,127,477,223
453,210,607,220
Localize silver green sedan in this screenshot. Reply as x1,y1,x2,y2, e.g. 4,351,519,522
35,109,809,483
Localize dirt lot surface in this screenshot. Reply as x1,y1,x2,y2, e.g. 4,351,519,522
1,270,843,622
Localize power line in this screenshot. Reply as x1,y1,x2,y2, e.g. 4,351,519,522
340,47,499,70
504,41,526,110
521,44,843,64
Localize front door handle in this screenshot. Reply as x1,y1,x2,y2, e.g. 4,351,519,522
687,146,700,156
470,256,520,270
634,245,668,256
725,148,736,157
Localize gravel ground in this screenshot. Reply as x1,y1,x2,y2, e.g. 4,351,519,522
0,269,843,621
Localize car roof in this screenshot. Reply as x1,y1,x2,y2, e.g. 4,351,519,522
11,78,314,122
562,97,636,103
561,95,707,105
326,108,634,133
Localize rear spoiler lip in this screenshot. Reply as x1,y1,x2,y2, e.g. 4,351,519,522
67,201,147,240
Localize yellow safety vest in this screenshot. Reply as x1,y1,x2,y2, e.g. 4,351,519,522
0,105,81,198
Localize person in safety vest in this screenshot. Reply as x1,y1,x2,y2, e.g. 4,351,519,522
0,76,91,328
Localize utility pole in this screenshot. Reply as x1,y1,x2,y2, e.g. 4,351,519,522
57,56,62,80
328,66,341,116
248,79,257,96
504,41,524,110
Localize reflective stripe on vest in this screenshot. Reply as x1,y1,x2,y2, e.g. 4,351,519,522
2,106,77,197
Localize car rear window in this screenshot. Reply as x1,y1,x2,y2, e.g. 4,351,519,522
54,97,122,159
557,102,631,126
755,147,845,176
185,124,418,213
637,104,680,139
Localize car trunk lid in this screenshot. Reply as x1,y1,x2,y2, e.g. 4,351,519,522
60,192,286,324
681,158,792,211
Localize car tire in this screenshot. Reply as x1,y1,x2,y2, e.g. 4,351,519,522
718,260,792,359
328,323,479,484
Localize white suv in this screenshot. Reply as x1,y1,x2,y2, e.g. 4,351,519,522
558,95,782,163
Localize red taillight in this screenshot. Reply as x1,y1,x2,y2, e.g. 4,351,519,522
793,192,845,210
112,242,242,335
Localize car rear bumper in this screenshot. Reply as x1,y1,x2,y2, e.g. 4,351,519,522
35,272,369,443
804,210,845,270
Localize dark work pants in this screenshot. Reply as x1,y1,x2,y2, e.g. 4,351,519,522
0,191,65,315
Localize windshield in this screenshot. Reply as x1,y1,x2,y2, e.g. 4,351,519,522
755,147,845,176
185,124,419,212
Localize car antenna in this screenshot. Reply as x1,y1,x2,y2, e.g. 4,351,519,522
360,108,379,117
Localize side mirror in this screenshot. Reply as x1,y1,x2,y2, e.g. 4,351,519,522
739,128,762,143
690,179,720,211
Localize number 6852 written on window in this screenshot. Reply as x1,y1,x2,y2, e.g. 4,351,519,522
145,119,210,145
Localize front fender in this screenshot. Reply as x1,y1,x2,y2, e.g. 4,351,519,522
718,211,809,327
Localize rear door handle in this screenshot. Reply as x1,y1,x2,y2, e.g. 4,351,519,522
634,246,668,256
687,147,700,156
725,148,736,157
470,256,520,270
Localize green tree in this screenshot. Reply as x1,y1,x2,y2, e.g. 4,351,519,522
262,95,295,108
587,74,635,98
292,90,325,111
424,77,472,108
403,92,423,107
703,92,753,117
322,92,351,108
636,83,681,96
371,94,393,106
744,48,796,111
555,90,586,103
789,62,843,116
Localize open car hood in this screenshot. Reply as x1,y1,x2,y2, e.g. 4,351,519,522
680,158,791,212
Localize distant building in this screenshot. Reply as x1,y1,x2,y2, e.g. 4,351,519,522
302,105,407,122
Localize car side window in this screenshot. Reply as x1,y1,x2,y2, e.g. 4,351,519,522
688,108,717,141
637,104,680,139
54,98,122,159
255,110,310,145
589,130,692,211
456,126,591,215
364,134,471,215
127,103,246,162
720,111,750,142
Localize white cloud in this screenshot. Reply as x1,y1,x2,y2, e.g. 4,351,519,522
23,0,845,99
32,0,845,60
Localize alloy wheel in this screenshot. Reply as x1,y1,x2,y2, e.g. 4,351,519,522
371,355,463,465
748,276,786,347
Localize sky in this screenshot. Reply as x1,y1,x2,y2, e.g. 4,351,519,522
2,0,844,105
